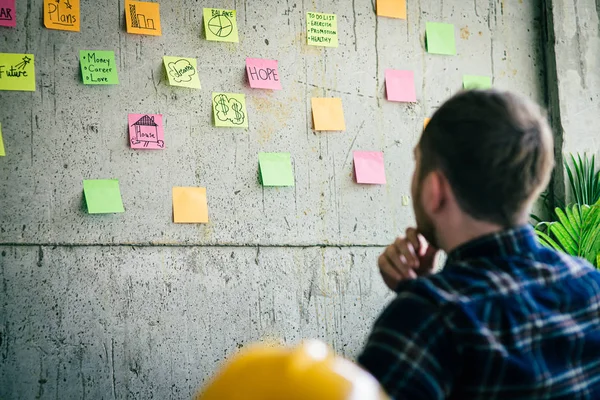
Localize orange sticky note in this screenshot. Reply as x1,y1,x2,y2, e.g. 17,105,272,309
125,0,161,36
376,0,406,19
44,0,80,32
424,118,431,129
311,98,346,131
173,187,208,224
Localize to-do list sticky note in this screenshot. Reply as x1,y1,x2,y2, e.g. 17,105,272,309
426,22,456,55
125,0,161,36
128,114,165,149
80,51,119,85
354,151,386,185
173,187,209,223
246,58,281,90
163,56,201,89
307,12,338,47
376,0,406,19
259,153,295,187
0,53,35,91
385,69,416,102
311,98,346,131
0,124,5,156
0,0,16,28
212,93,248,128
204,8,239,43
83,179,125,214
463,75,492,90
44,0,80,32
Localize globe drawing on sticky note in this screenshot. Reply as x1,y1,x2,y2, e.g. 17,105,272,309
208,14,233,38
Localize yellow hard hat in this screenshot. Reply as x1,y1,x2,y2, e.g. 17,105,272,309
195,340,389,400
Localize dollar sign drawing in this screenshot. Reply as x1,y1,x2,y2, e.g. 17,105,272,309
215,94,229,115
231,102,244,124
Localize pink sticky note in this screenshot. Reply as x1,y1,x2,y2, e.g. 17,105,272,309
0,0,16,28
385,69,416,102
128,114,165,149
246,58,282,90
354,151,386,185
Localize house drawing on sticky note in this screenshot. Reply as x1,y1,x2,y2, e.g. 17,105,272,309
131,115,164,148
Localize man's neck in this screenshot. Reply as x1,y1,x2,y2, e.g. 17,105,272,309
437,218,506,254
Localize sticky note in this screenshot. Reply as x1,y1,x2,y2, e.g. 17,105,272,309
0,124,5,156
426,22,456,55
125,0,161,36
424,118,431,129
83,179,125,214
307,12,338,47
311,98,346,131
0,53,35,91
246,58,282,90
402,195,410,206
385,69,416,102
212,93,248,128
204,8,239,43
163,56,201,89
128,114,165,149
354,151,386,185
173,187,209,224
463,75,492,90
80,50,119,85
258,153,295,187
44,0,80,31
376,0,406,19
0,0,16,28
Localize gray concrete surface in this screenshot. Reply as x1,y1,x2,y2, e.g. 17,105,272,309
1,0,548,398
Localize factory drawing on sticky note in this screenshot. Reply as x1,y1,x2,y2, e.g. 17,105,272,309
129,4,156,30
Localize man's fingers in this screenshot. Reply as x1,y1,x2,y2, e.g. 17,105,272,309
405,228,423,256
394,237,419,268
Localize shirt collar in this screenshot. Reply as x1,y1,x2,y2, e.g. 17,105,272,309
446,225,540,263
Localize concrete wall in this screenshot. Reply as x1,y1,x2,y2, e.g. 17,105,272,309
1,0,545,398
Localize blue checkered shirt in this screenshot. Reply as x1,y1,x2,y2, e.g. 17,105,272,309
358,226,600,399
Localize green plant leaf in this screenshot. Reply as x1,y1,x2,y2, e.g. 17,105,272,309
549,222,578,255
555,207,578,245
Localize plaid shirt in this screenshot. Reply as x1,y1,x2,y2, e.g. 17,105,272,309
358,226,600,400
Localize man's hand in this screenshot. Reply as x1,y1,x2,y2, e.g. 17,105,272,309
378,228,439,290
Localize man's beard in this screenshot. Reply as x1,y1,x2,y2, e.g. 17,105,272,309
413,179,439,249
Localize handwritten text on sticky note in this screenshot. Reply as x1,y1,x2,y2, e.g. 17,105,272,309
163,56,201,89
125,0,161,36
0,0,16,28
307,12,338,47
385,69,416,102
128,114,165,149
204,8,239,43
44,0,80,31
246,58,281,90
212,93,248,128
354,151,387,185
0,53,35,91
80,51,119,85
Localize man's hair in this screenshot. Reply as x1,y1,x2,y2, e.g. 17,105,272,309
419,90,554,227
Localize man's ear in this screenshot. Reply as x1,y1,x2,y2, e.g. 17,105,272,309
421,171,446,215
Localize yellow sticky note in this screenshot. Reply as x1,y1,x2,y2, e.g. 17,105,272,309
376,0,406,19
0,53,36,91
125,0,161,36
212,93,248,128
424,118,431,129
44,0,80,31
402,195,410,206
203,8,239,43
311,98,346,131
0,124,5,156
163,56,201,89
173,187,209,224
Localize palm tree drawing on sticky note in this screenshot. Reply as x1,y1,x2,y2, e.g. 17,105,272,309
129,114,165,149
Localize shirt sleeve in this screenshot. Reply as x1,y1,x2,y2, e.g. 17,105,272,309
357,290,460,400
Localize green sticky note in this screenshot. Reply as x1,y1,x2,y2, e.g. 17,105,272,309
259,153,295,187
212,92,248,128
163,56,201,89
307,12,338,47
426,22,456,55
0,53,36,91
83,179,125,214
463,75,492,90
0,124,5,157
79,50,119,85
203,8,239,43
